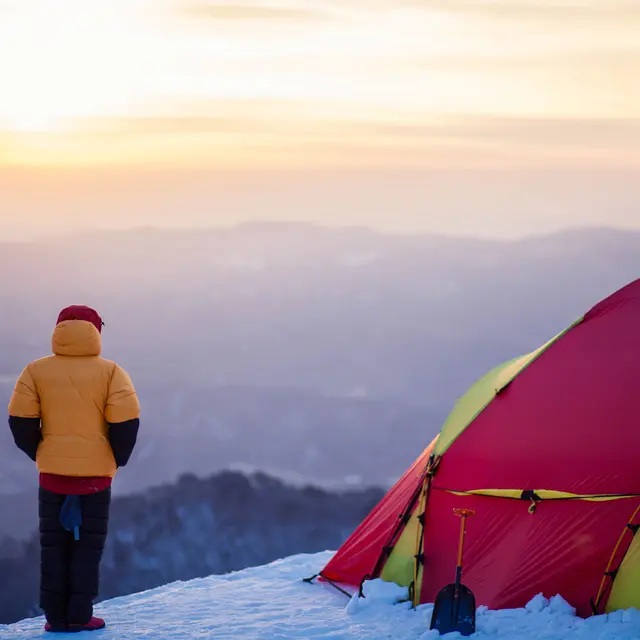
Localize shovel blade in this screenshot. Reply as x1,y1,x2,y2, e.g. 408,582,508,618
429,583,476,636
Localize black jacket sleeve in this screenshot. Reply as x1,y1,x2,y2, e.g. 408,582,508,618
8,416,42,461
108,418,140,467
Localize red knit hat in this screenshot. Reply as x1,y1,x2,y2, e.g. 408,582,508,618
57,305,104,334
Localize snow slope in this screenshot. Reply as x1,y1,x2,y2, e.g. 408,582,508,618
3,551,640,639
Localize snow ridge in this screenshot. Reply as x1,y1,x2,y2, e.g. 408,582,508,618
3,551,640,639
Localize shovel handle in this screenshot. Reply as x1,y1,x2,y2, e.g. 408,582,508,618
454,508,474,571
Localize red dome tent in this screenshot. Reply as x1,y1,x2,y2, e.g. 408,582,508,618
319,278,640,617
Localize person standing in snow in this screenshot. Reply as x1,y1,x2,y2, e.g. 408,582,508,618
7,305,141,633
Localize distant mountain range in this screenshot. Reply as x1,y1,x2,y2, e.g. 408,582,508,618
0,469,384,625
0,223,638,539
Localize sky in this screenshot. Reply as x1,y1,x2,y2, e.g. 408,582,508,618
0,0,639,239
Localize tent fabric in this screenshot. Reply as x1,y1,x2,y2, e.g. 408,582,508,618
320,437,436,589
437,280,640,496
434,317,582,457
417,491,640,618
320,277,640,617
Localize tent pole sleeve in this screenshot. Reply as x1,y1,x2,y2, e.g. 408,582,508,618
412,474,431,607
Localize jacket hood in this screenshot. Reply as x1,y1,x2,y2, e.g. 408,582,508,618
52,320,102,357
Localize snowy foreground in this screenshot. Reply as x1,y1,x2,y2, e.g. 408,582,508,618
3,551,640,639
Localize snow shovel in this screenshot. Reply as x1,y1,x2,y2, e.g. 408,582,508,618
429,508,476,636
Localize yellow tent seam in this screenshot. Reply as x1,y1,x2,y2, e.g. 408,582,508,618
435,488,640,502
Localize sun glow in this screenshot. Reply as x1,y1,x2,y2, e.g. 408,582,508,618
1,112,60,134
0,1,157,134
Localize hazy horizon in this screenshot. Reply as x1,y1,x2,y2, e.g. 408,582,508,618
1,214,640,243
1,164,638,240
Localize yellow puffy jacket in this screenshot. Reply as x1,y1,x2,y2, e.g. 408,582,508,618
8,319,140,477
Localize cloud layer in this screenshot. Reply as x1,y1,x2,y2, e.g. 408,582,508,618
1,0,638,168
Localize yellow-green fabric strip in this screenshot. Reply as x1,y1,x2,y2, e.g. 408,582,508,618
606,531,640,612
440,488,640,502
380,511,420,588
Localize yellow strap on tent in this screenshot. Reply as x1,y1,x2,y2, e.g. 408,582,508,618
437,488,640,502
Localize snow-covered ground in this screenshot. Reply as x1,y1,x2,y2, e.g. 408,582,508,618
3,551,640,639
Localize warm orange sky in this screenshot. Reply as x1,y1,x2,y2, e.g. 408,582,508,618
0,0,639,238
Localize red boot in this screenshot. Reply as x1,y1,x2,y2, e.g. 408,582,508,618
68,617,106,632
45,617,106,633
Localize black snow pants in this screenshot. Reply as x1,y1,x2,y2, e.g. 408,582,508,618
38,487,111,626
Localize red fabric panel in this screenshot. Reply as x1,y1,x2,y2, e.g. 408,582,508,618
436,278,640,495
321,437,436,585
40,473,112,495
419,490,640,617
